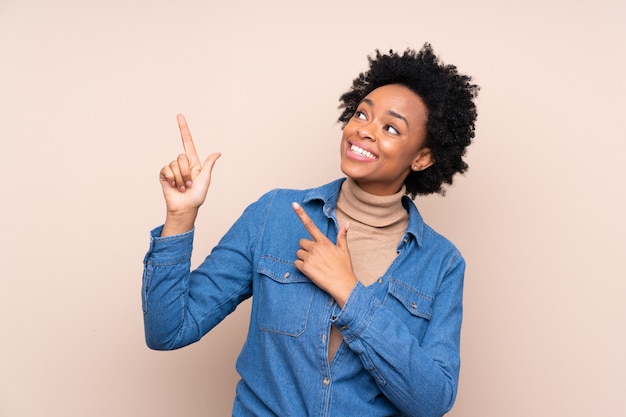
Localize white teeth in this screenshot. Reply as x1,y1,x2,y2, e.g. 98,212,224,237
350,144,376,159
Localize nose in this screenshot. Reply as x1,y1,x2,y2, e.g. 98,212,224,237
357,121,376,141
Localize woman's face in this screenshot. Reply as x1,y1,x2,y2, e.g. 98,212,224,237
340,84,432,196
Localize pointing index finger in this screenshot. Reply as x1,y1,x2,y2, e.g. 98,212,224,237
292,202,325,241
177,114,199,162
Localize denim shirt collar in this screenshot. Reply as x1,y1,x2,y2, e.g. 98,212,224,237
303,178,425,248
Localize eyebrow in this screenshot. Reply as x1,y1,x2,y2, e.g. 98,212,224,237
361,98,409,127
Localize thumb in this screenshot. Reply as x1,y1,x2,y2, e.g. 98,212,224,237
197,152,221,182
337,222,351,252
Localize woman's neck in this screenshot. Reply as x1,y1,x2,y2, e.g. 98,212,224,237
338,177,407,228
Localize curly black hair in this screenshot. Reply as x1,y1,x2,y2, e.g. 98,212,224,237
338,43,479,197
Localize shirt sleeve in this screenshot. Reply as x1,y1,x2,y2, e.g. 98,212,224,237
330,252,465,417
141,195,271,350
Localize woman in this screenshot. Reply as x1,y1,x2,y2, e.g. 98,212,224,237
143,43,479,417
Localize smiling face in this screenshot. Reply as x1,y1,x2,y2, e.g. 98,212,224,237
340,84,433,196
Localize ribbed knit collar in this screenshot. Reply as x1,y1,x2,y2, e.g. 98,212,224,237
336,178,408,228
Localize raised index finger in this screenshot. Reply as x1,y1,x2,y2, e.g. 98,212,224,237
292,202,325,242
177,114,199,162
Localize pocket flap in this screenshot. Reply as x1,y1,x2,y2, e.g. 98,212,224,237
257,256,310,284
388,279,433,320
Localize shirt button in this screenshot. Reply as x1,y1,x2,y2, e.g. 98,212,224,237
377,278,383,284
340,325,348,331
412,301,417,309
283,272,290,279
323,377,330,386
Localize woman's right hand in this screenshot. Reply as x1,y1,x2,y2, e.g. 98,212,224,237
159,114,221,236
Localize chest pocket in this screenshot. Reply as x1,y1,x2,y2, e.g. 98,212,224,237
384,278,434,342
256,256,315,337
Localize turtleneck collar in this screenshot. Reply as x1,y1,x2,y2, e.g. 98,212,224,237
336,177,408,228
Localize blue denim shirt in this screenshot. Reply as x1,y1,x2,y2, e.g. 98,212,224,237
143,178,464,417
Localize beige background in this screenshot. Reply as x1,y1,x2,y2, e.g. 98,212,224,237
1,0,624,416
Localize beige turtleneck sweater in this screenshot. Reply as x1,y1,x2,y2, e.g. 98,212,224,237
327,178,409,361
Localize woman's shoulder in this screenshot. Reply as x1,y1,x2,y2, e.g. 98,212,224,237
405,202,464,262
256,178,345,205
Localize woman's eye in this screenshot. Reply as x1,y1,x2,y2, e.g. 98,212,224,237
386,125,399,135
355,110,367,120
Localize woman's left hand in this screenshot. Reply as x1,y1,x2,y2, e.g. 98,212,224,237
292,202,358,308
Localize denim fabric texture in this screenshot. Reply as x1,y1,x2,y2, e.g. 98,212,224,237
142,178,465,417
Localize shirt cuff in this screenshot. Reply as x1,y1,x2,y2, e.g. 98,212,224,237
330,282,379,342
143,225,195,265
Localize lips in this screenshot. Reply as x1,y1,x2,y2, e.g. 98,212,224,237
349,142,378,160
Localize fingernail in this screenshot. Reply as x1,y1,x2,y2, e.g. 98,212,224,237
292,202,301,209
185,181,192,187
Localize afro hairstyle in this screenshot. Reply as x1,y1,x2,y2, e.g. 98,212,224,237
338,43,479,197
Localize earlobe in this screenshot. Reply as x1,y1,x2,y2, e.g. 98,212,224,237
412,148,434,171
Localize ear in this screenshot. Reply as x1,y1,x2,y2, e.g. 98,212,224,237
411,148,433,172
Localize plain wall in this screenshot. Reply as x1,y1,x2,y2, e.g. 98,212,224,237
1,0,624,416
